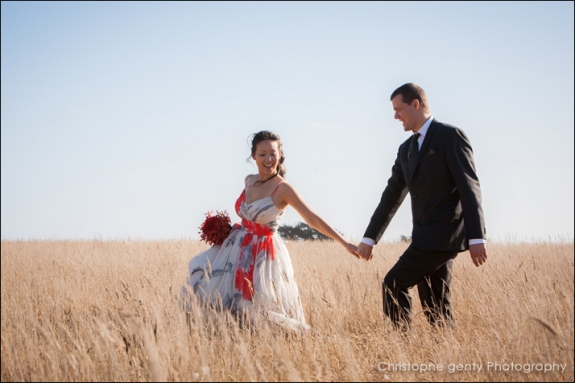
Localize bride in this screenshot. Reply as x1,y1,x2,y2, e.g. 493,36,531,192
180,130,358,331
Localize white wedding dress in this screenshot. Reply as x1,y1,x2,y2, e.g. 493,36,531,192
180,184,310,332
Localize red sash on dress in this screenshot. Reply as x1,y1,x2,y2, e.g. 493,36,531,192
233,186,280,301
234,219,276,301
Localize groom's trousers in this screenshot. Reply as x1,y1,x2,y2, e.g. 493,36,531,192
382,244,458,329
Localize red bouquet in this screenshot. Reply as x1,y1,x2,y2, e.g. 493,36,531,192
198,210,232,246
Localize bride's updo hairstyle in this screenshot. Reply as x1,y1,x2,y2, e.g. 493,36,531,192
248,131,286,184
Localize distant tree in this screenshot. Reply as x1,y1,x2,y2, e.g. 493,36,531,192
277,222,334,241
400,235,412,243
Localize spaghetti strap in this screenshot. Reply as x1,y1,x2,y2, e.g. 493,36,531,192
270,182,283,196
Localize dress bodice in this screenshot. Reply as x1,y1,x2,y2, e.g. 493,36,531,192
235,189,284,231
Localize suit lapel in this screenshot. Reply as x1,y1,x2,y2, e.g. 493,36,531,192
409,119,437,179
419,120,436,159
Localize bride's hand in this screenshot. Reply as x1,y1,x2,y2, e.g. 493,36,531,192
344,242,359,258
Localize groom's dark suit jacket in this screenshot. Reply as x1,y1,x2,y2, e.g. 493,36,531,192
364,119,486,251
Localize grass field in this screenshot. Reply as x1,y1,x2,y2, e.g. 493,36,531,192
1,239,573,382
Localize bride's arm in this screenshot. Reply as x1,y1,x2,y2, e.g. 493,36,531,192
276,183,358,256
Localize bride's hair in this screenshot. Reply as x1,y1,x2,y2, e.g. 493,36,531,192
248,131,286,184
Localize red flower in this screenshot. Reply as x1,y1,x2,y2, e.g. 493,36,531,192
198,210,232,246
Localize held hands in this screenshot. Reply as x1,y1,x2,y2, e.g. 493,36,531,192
356,242,374,261
469,243,487,267
343,242,360,259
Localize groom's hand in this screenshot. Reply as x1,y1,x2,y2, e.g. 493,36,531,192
357,242,374,261
469,243,487,267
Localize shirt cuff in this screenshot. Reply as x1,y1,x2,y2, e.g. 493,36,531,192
469,238,486,245
361,237,376,247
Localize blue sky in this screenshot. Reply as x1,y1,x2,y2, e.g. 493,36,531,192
1,1,573,243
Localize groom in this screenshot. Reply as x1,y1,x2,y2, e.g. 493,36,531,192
356,83,487,330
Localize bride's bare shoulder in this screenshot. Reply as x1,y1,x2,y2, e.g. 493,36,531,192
244,174,256,186
276,180,299,195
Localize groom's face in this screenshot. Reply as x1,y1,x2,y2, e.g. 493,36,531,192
391,95,418,133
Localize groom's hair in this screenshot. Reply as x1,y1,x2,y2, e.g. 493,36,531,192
391,83,430,113
248,130,287,179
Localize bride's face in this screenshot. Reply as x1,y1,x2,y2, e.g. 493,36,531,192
253,139,280,177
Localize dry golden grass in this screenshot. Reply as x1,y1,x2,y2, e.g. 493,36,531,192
1,239,573,382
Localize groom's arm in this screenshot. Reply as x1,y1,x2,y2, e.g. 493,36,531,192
363,154,408,244
446,127,486,241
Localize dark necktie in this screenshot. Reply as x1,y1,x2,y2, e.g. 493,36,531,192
408,133,421,174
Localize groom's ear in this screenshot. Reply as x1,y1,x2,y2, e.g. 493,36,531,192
412,99,421,110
